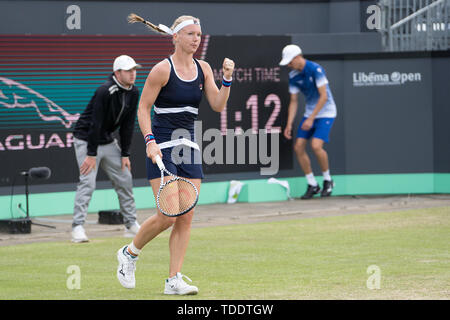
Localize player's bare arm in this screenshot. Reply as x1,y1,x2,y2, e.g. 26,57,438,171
138,61,169,162
200,58,235,112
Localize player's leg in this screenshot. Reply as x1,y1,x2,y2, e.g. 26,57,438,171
163,178,200,295
164,150,202,295
168,178,201,276
131,150,180,250
116,159,175,289
132,177,176,250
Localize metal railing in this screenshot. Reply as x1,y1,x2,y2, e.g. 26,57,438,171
379,0,450,51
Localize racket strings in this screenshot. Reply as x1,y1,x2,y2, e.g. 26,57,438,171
158,179,197,216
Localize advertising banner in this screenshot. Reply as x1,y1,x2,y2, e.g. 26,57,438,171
0,35,292,187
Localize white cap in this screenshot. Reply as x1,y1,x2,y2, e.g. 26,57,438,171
279,44,302,66
113,55,142,71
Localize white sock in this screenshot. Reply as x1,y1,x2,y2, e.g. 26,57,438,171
322,170,331,182
305,173,318,186
168,274,177,281
127,241,141,257
168,273,181,282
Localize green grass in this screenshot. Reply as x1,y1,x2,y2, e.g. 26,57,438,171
0,207,449,300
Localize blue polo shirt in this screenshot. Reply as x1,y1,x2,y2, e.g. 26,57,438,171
288,60,337,118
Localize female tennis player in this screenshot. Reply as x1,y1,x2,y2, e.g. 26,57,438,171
116,14,235,295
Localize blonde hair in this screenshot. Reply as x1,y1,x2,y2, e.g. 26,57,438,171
127,13,200,36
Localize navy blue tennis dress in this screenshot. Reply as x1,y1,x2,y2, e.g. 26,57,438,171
146,56,205,180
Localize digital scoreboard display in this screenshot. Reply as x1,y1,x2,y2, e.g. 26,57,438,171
198,36,293,175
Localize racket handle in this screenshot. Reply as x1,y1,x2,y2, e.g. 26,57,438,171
154,155,165,170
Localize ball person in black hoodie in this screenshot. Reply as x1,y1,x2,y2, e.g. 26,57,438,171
71,55,141,243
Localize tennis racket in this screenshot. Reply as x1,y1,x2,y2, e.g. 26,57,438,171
154,155,199,217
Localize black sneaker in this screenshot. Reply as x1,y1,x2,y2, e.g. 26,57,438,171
321,180,334,197
301,184,321,200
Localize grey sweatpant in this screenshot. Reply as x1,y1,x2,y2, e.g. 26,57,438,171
72,137,137,228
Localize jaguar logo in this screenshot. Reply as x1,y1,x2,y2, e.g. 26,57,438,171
0,76,80,129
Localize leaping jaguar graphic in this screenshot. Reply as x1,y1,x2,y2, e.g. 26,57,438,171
0,76,80,129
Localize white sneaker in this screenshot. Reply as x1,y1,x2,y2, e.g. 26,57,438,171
71,225,89,243
164,272,198,295
124,221,140,238
116,245,138,289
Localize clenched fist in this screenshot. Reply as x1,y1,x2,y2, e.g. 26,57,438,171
222,58,235,80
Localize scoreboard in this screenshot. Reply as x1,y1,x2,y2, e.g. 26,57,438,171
198,36,293,175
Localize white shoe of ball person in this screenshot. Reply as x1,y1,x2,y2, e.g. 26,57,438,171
124,221,140,238
71,225,89,243
116,245,138,289
164,272,198,295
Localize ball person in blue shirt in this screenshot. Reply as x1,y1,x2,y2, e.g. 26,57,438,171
280,44,336,199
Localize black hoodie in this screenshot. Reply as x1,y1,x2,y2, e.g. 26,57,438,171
73,74,140,157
